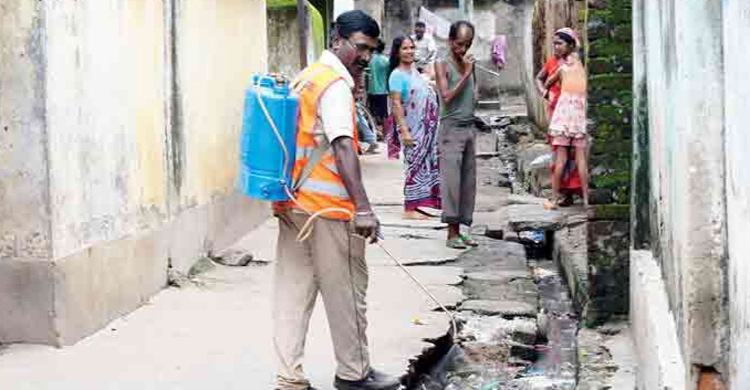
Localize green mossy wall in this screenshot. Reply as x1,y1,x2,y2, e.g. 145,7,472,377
587,0,633,204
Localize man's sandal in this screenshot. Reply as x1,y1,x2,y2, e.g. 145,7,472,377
459,233,479,247
446,237,467,249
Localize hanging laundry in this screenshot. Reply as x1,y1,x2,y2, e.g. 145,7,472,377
491,35,507,68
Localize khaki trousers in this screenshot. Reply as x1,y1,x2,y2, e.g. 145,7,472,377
273,212,370,390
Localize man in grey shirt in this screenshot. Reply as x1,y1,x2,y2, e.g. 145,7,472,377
411,21,437,76
435,20,477,249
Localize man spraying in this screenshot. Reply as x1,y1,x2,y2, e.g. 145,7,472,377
271,10,400,390
434,21,478,249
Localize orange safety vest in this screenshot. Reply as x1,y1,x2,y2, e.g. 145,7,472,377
286,62,358,220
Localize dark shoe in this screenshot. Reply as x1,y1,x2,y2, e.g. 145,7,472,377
334,368,400,390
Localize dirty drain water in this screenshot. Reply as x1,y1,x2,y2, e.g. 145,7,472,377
403,247,579,389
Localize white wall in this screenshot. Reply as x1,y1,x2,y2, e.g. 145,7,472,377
42,0,268,260
724,1,750,387
1,0,271,345
45,0,169,259
0,0,52,262
633,0,749,386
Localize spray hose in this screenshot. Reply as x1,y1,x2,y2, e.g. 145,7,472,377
255,80,459,338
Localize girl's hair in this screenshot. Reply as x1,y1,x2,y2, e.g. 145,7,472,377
388,35,414,77
554,31,577,48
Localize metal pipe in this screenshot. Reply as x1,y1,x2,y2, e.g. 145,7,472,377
475,64,502,78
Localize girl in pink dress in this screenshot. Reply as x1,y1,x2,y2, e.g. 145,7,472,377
544,28,589,208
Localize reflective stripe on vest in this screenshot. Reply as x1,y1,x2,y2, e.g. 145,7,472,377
290,63,358,220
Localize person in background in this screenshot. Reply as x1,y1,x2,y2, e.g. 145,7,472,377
543,28,589,208
355,85,379,154
366,39,390,143
271,10,400,390
411,21,437,78
387,36,442,220
536,28,582,206
434,20,478,250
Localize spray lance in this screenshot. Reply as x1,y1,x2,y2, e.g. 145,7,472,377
239,74,458,337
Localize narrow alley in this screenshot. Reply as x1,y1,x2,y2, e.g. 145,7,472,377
2,1,749,389
0,107,635,389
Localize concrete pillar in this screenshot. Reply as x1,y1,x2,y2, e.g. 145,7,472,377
0,0,57,345
673,0,727,380
629,0,650,250
723,1,750,388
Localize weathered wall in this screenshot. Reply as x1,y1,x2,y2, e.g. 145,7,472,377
44,1,169,259
631,0,745,387
383,0,422,46
0,0,60,345
1,0,270,346
267,3,325,79
355,0,385,30
427,1,527,97
382,0,528,99
0,1,52,263
630,250,687,390
268,8,302,78
724,1,750,387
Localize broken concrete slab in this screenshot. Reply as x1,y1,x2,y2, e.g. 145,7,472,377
459,300,537,317
462,281,538,310
367,236,462,267
507,194,548,206
464,270,531,282
462,271,538,308
471,208,507,239
455,241,528,272
507,204,568,232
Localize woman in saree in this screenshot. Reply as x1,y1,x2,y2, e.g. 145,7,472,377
386,36,442,220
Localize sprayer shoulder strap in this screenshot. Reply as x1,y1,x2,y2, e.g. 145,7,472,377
292,137,331,191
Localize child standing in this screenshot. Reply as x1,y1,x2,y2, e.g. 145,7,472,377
544,28,589,208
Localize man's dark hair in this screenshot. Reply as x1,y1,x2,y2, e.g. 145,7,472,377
448,20,475,40
332,10,380,41
415,21,426,28
376,39,386,54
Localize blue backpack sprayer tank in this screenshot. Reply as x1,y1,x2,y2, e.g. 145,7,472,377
239,75,299,201
238,73,457,339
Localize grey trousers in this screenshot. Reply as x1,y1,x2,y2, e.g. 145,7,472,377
273,212,370,390
438,120,477,226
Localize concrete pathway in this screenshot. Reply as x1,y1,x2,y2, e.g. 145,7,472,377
0,151,467,390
